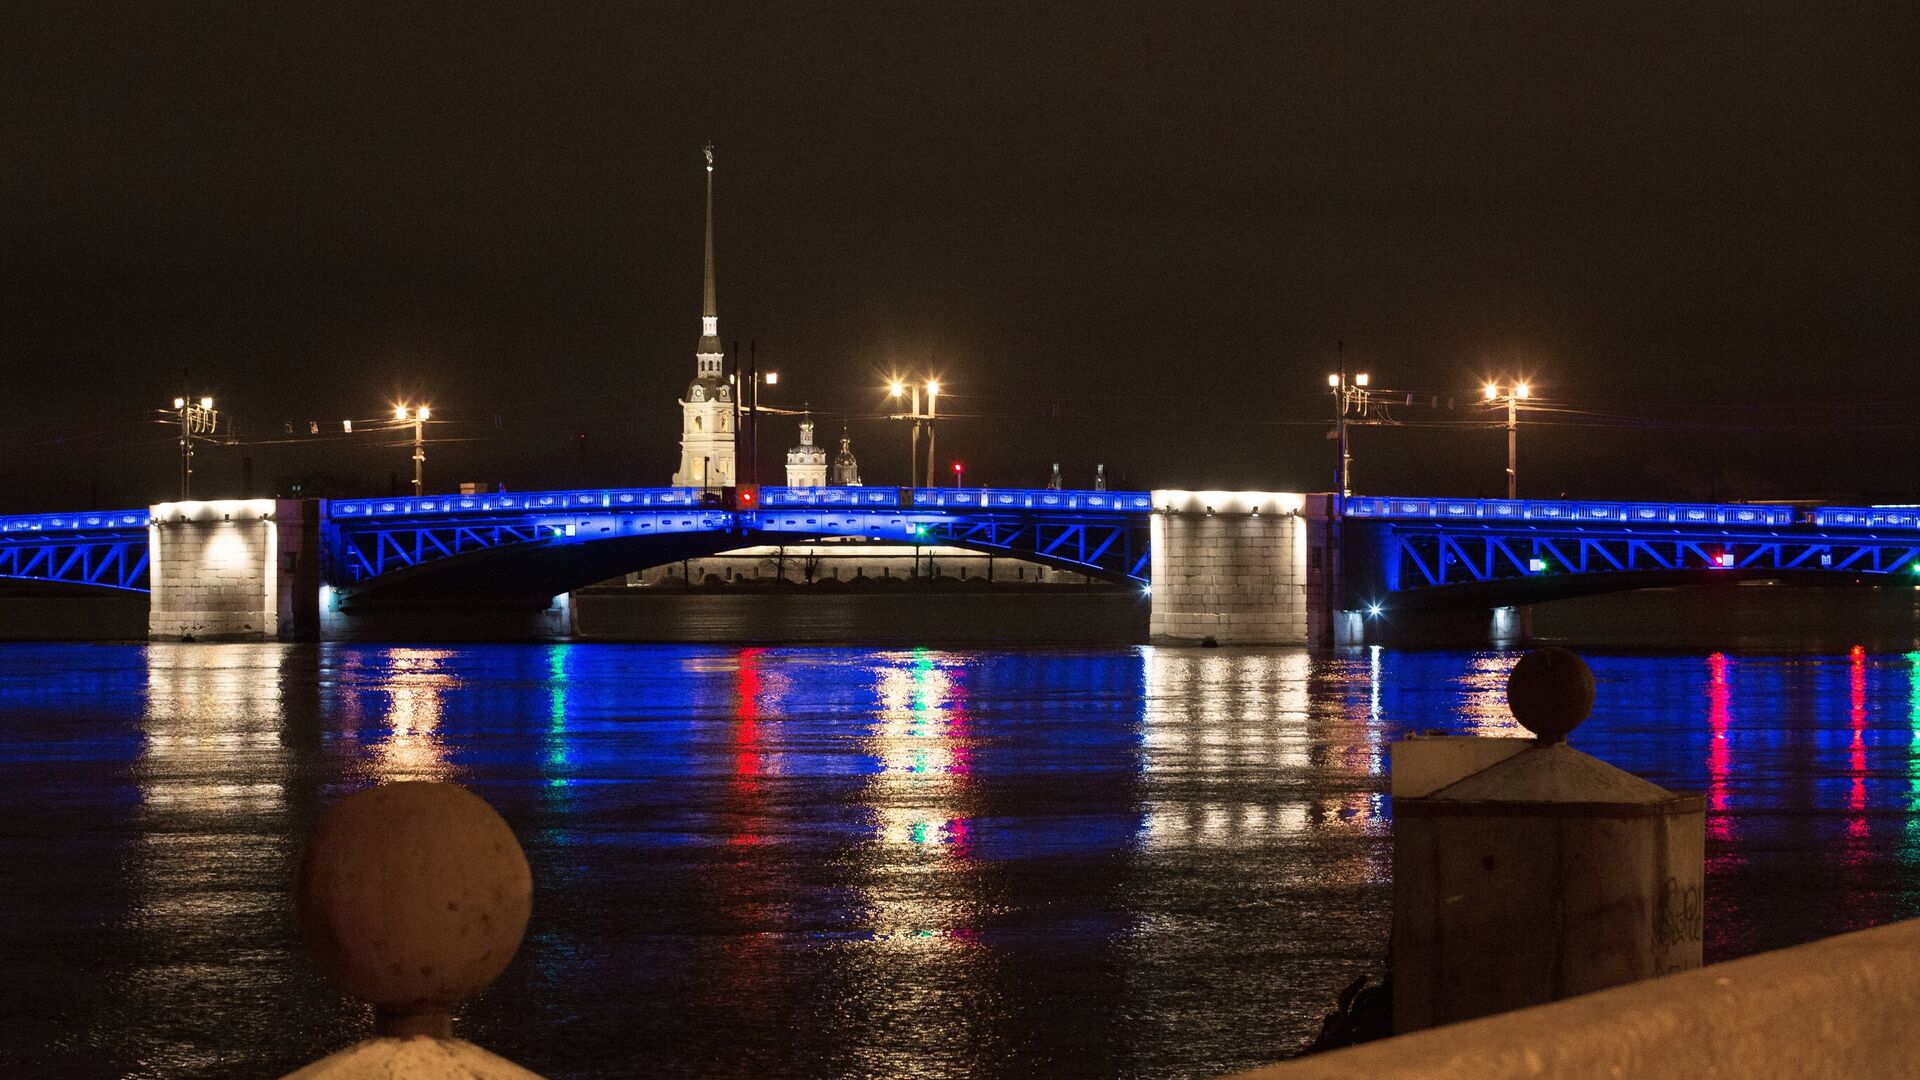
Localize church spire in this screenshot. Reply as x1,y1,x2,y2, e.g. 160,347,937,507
702,144,717,323
696,144,722,378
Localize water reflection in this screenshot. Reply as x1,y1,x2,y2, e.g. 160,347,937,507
1849,646,1870,828
122,645,318,1074
13,639,1920,1077
1457,651,1524,736
1908,652,1920,859
1707,652,1734,827
358,647,460,782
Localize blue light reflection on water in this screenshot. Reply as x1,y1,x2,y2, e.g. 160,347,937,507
5,642,1920,1077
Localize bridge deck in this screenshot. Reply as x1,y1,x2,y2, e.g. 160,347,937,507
5,492,1919,598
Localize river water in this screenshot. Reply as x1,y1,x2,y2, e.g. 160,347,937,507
4,593,1920,1077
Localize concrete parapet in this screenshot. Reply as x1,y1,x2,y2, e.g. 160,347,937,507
1392,649,1703,1031
1228,916,1920,1080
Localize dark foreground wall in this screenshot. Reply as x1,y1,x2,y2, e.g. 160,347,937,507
573,587,1150,645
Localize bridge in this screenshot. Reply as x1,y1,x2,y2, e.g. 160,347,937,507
2,488,1918,643
1341,495,1920,608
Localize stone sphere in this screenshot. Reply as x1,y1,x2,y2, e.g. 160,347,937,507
295,782,532,1023
1505,647,1595,743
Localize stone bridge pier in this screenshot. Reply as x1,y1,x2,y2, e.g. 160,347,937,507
1147,491,1347,646
147,499,321,642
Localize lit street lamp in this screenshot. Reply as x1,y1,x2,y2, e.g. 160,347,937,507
888,376,942,487
1482,380,1531,499
393,404,431,496
1327,370,1370,499
170,394,219,500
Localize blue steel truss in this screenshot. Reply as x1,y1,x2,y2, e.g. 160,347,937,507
0,510,151,591
324,487,1157,586
925,517,1150,580
1344,497,1920,593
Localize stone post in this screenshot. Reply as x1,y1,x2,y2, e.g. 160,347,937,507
1391,648,1705,1032
281,781,544,1078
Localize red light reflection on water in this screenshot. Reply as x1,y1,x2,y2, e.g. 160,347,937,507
1848,645,1869,836
729,648,768,847
1706,652,1732,842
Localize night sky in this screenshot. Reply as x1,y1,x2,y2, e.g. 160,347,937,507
4,4,1916,511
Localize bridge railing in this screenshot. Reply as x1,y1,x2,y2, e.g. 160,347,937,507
1343,496,1800,527
1812,505,1920,530
328,487,1158,520
0,510,149,535
329,488,711,520
902,488,1152,512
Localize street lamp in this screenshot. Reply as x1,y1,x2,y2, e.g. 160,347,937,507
887,375,943,487
727,340,779,488
888,379,918,486
170,394,220,500
924,379,940,488
393,404,431,496
1327,370,1371,499
741,364,777,487
1482,380,1530,499
952,461,964,488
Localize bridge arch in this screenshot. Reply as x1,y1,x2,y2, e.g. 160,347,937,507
331,526,1140,612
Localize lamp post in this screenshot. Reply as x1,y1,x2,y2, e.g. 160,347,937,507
172,394,217,500
1481,380,1531,499
740,359,777,488
1326,370,1370,500
924,379,940,488
393,404,431,496
887,376,941,487
889,380,917,485
952,461,964,488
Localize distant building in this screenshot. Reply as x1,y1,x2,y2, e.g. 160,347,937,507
831,431,862,486
672,145,735,489
785,417,828,487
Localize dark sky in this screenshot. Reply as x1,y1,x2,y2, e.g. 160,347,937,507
3,3,1916,510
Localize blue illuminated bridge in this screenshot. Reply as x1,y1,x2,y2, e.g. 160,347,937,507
3,488,1919,613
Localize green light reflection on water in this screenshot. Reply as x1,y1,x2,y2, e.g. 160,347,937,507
545,643,571,787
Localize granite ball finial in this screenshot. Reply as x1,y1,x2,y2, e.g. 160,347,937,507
295,781,533,1038
1505,647,1595,744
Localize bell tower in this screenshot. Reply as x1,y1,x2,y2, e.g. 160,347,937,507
672,144,736,488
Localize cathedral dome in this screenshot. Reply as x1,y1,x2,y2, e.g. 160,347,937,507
831,434,862,486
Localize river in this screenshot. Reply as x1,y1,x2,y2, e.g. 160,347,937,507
3,588,1919,1077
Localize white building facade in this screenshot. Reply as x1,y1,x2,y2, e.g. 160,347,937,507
785,418,828,488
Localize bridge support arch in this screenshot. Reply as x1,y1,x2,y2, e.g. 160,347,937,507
1148,491,1340,646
